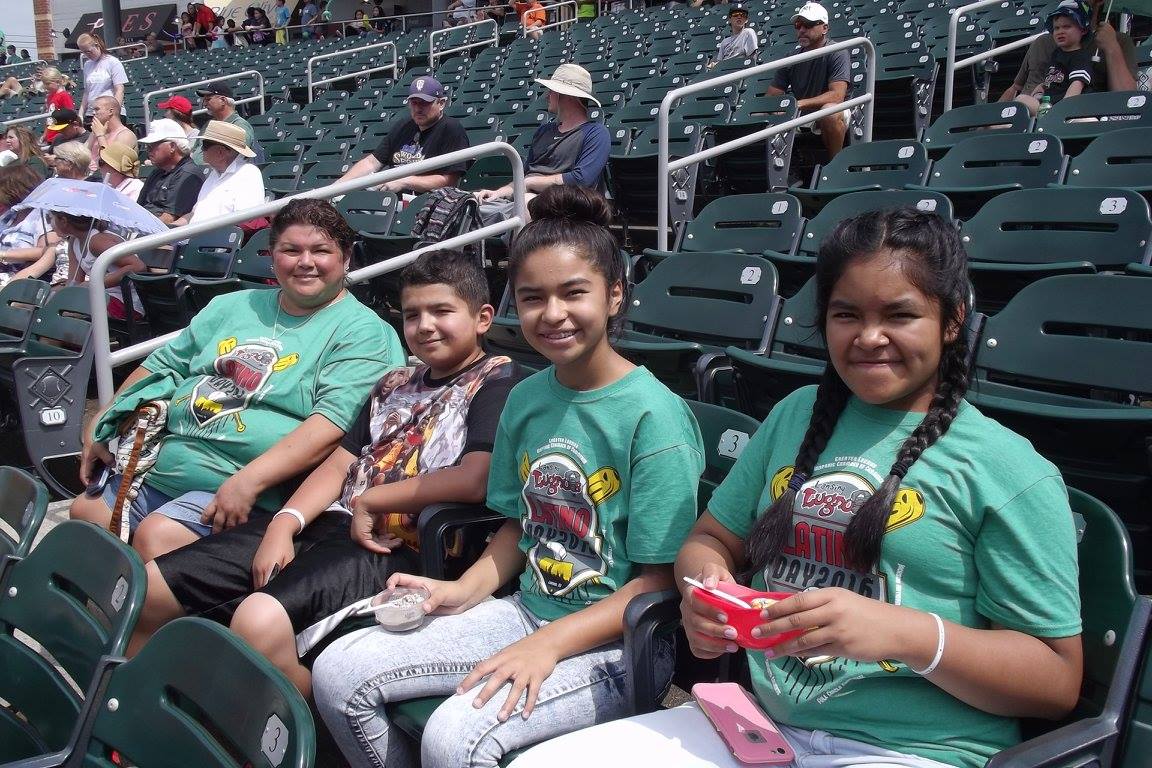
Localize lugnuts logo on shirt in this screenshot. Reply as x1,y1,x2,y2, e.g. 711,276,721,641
187,337,297,430
519,450,620,598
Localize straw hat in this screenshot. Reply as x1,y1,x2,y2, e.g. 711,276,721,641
534,63,601,108
100,143,140,177
196,120,255,158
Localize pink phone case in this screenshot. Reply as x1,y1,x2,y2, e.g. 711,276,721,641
692,682,795,765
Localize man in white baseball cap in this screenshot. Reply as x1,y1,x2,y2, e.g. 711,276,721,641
474,63,610,212
137,118,204,224
767,2,851,158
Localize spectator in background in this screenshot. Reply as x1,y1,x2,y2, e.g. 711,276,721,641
159,95,200,139
47,109,92,150
274,0,292,44
301,0,320,39
0,77,22,100
765,2,850,159
189,1,218,49
177,121,265,227
370,1,389,32
475,64,610,216
18,48,29,61
514,0,547,39
87,96,137,171
180,12,197,48
50,141,100,182
136,119,204,225
211,18,230,48
0,126,49,168
709,5,757,68
0,164,58,283
99,143,143,202
253,7,274,44
446,0,478,27
40,67,76,143
193,83,257,164
478,0,507,24
1015,0,1097,115
145,31,166,57
998,0,1135,102
347,9,370,35
338,77,470,193
54,207,148,318
76,33,129,122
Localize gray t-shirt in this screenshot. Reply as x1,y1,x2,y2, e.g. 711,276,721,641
770,38,852,100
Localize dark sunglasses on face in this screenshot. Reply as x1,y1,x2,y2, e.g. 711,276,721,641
794,20,821,29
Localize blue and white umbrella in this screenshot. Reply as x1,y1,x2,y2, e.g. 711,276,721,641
14,178,168,236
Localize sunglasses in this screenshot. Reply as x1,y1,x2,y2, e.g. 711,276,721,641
794,19,822,29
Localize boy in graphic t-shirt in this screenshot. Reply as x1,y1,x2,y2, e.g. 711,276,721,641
1017,0,1095,115
131,249,522,697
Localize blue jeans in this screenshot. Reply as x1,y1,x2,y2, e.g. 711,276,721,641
101,476,215,537
312,594,674,768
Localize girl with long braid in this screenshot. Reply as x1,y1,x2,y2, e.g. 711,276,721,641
510,208,1083,768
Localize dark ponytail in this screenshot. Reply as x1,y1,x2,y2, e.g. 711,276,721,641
742,208,971,580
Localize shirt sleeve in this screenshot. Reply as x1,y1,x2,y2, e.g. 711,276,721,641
974,474,1082,637
1066,48,1093,86
625,442,704,563
371,119,404,166
311,316,399,431
485,415,521,518
560,123,610,187
111,59,128,86
340,397,373,455
739,28,759,56
771,65,790,92
828,48,852,86
462,368,519,455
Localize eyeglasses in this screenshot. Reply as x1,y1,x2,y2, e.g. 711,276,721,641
794,20,822,29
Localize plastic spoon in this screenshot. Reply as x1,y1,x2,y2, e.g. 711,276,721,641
682,576,754,610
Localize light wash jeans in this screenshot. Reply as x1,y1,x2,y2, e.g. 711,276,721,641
312,594,674,768
100,478,215,536
507,703,957,768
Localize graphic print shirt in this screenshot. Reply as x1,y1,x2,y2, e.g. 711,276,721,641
137,290,403,510
708,386,1081,768
487,367,704,621
337,355,521,549
371,116,470,175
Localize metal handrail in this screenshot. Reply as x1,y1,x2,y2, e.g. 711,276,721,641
656,36,876,251
107,42,149,62
525,0,579,35
143,69,266,128
429,18,498,69
944,0,1044,111
0,58,47,73
1,111,51,128
89,140,528,403
306,40,397,102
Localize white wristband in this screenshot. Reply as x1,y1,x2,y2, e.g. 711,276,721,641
273,507,306,535
910,612,946,676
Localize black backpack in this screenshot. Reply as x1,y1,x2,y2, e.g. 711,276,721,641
410,187,484,252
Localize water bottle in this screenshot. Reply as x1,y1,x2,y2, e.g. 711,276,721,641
1037,95,1052,118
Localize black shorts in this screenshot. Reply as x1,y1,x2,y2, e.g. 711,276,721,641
154,511,419,634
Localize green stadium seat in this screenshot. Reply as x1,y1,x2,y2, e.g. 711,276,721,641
794,139,931,216
1035,90,1152,155
1063,128,1152,201
920,101,1033,158
0,467,48,562
0,521,146,762
0,279,51,348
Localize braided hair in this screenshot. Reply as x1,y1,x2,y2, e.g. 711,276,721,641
743,208,971,579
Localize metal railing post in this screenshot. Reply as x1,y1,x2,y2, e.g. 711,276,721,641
107,42,148,62
944,0,1043,111
89,141,527,403
656,36,876,251
144,70,266,128
429,18,498,69
1,112,52,129
306,41,397,102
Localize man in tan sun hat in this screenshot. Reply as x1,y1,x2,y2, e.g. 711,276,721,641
174,120,266,227
475,63,610,218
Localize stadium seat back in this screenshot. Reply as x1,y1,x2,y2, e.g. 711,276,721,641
685,400,761,510
0,466,48,562
924,132,1066,192
920,101,1033,155
680,192,802,256
1036,90,1152,144
1064,127,1152,193
0,278,51,346
811,139,930,194
337,190,401,237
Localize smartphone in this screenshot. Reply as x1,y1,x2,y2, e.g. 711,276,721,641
692,682,795,765
84,466,113,498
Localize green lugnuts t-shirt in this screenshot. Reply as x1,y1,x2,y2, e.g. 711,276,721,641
131,289,404,510
487,366,705,622
708,386,1081,768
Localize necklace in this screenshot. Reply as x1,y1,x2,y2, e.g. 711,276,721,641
270,290,344,341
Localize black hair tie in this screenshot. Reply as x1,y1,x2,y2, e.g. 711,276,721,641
890,461,913,480
786,472,808,492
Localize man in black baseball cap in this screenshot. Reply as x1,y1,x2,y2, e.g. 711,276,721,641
193,82,257,164
338,76,469,193
47,108,91,148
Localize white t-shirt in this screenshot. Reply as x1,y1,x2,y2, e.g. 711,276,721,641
189,156,266,224
81,55,128,114
0,208,49,273
112,176,144,202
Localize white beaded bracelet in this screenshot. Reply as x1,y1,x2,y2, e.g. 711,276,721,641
273,507,306,535
910,612,946,676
